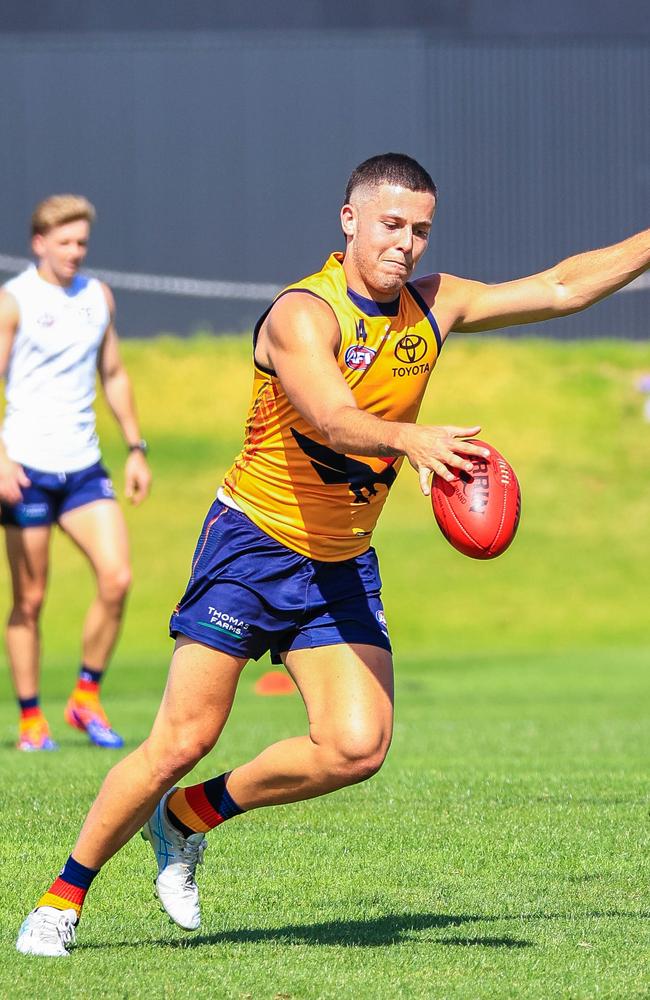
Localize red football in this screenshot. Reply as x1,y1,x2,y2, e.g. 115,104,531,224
431,440,521,559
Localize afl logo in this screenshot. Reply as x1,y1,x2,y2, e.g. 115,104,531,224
394,334,427,364
345,345,376,371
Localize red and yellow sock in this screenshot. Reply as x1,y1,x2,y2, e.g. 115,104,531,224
167,773,244,836
37,855,99,918
18,700,50,741
72,665,104,702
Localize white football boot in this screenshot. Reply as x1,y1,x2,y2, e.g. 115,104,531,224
141,788,207,931
16,906,77,957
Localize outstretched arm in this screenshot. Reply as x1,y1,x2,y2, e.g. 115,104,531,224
0,291,30,503
257,292,489,494
425,227,650,334
97,285,152,505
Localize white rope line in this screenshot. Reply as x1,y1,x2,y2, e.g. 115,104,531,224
0,252,648,298
0,254,281,301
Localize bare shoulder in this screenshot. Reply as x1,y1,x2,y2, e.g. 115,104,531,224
266,290,338,339
0,290,19,373
0,288,20,328
410,271,442,301
99,281,116,316
410,272,484,337
412,271,483,304
257,290,340,368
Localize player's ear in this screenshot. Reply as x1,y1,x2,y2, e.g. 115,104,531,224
340,203,356,238
32,233,44,257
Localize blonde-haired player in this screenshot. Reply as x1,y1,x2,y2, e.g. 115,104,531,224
0,194,151,751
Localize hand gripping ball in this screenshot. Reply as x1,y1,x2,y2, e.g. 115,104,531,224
431,440,521,559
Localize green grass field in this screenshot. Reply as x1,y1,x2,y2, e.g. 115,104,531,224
1,335,650,998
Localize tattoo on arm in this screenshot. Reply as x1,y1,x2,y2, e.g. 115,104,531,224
378,442,401,457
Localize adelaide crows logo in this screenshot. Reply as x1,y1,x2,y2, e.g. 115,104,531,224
291,427,396,504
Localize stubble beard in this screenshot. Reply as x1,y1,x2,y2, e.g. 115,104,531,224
352,244,404,300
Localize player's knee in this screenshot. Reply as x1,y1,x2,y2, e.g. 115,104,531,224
328,731,391,785
149,743,203,786
11,589,45,625
98,565,132,605
151,730,215,784
178,732,215,768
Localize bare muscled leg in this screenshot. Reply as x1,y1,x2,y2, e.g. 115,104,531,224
59,500,132,672
226,642,394,809
5,525,51,700
71,637,247,870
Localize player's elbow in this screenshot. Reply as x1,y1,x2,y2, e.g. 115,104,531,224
101,365,127,392
548,271,591,316
324,431,348,455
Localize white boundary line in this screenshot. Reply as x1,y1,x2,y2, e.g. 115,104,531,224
0,254,280,301
0,252,648,298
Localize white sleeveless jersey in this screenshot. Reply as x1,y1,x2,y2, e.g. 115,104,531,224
2,266,110,472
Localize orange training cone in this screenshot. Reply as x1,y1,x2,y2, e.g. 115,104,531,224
254,671,297,696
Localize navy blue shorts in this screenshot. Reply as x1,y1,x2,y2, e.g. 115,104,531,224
0,461,116,528
170,500,392,662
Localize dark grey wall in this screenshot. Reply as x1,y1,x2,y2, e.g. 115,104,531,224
1,0,649,37
0,29,648,336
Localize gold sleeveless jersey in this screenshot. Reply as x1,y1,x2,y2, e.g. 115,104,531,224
221,253,442,561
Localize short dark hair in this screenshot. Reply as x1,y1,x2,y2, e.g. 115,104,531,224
345,153,437,204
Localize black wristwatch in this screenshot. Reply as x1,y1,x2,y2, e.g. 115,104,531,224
127,439,149,455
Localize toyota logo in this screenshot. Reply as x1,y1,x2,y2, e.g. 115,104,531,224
394,334,427,364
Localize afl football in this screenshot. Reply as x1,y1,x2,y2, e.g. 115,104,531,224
431,440,521,559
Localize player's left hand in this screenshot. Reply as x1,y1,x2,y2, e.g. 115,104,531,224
124,450,152,505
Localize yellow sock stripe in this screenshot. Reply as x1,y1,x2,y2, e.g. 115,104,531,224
37,891,83,915
72,689,99,705
167,789,211,833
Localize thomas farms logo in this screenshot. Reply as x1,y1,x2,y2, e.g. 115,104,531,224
345,345,376,371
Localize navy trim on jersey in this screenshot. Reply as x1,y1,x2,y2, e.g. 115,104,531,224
252,289,342,377
252,304,275,375
405,282,443,354
346,286,400,317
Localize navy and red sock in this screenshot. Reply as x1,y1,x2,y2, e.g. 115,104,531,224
167,773,244,836
18,695,41,722
73,665,104,699
38,855,99,918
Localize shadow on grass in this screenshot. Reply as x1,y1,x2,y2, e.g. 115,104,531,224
78,908,650,953
81,912,533,950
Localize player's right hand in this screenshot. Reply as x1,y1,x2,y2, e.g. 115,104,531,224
401,424,489,495
0,460,30,505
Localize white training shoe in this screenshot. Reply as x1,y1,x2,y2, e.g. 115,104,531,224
141,787,207,931
16,906,77,957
